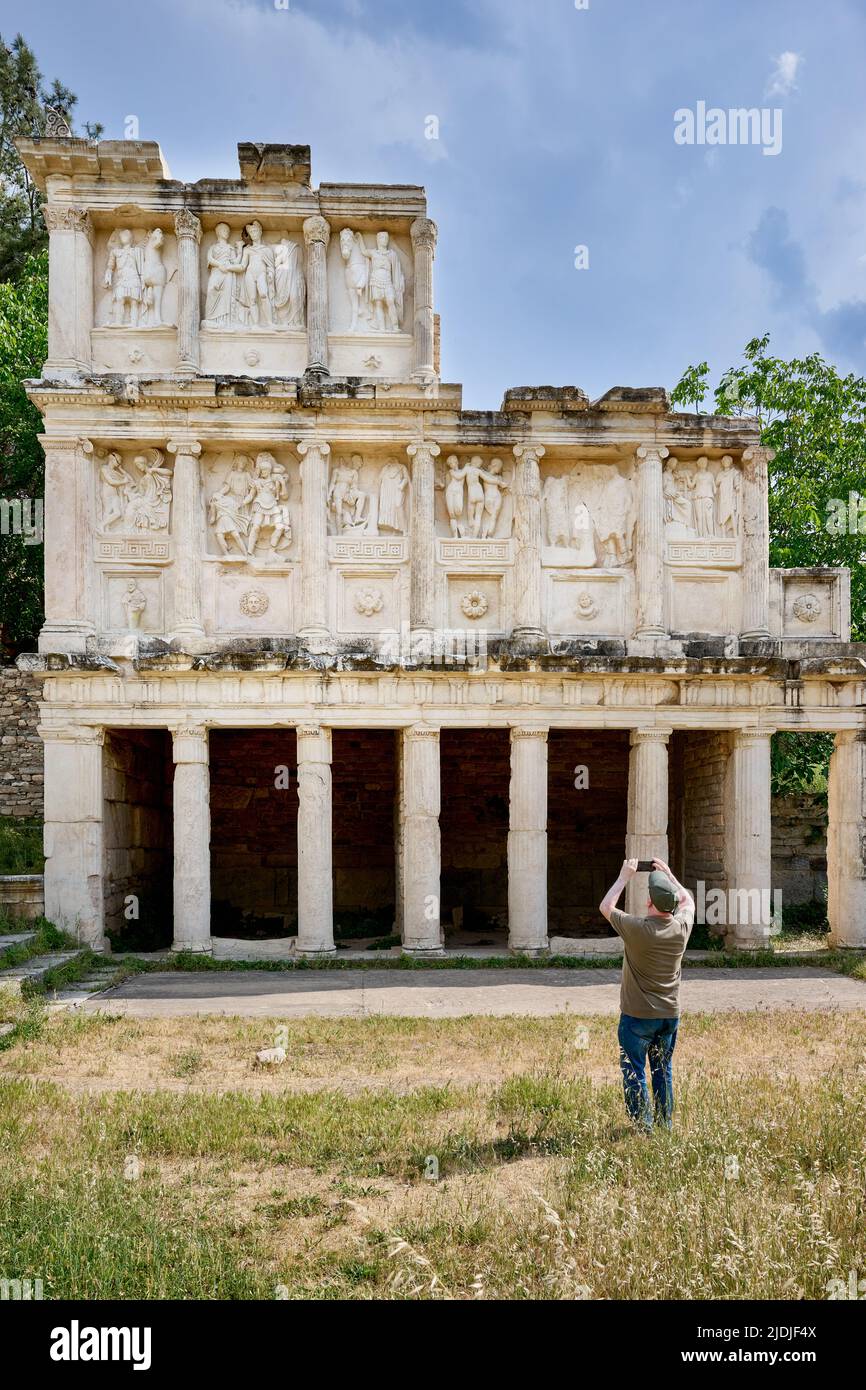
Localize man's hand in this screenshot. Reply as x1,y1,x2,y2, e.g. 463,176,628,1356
652,858,673,878
621,858,638,881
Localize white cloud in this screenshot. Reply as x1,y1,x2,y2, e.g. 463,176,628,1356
765,51,802,98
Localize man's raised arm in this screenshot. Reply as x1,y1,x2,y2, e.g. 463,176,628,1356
599,858,637,923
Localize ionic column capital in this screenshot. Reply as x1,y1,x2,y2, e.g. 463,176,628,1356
166,438,202,459
742,445,775,471
513,443,546,465
39,435,91,454
407,441,441,462
303,215,331,247
172,725,209,763
43,203,94,243
636,444,670,463
297,438,331,460
629,727,672,746
731,727,774,747
174,208,202,243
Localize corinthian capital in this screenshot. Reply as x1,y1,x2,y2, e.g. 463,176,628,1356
43,204,94,241
303,215,331,247
174,208,202,242
410,217,438,253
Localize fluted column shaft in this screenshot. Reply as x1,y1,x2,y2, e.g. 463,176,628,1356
399,726,442,955
508,727,549,954
723,729,773,947
827,731,866,947
512,444,545,638
174,209,202,373
43,205,93,373
634,445,668,639
41,726,106,949
172,726,211,953
39,436,95,654
625,728,670,914
167,439,204,640
296,725,335,955
407,441,440,633
297,439,330,638
410,218,438,383
740,446,773,640
303,215,331,373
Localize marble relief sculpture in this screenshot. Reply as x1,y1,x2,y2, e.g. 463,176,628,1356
206,453,293,558
663,455,741,540
103,228,171,327
328,457,369,533
202,223,305,331
440,455,509,539
541,463,636,568
121,579,147,630
339,229,405,333
98,449,172,534
377,461,410,533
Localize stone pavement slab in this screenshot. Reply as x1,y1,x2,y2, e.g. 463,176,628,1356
83,967,866,1020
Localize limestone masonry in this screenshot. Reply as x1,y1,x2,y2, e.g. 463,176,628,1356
14,136,866,954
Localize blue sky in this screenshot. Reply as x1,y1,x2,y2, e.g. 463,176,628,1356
3,0,865,408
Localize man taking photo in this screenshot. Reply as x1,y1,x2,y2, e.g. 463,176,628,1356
599,858,695,1132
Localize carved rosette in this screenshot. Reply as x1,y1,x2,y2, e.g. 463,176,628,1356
793,593,821,624
354,588,384,617
461,590,489,621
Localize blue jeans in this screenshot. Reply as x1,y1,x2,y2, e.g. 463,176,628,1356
617,1014,679,1130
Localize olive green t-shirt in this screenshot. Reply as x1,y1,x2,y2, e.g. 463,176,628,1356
609,905,695,1019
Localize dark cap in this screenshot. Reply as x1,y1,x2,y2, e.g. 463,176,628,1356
648,869,677,913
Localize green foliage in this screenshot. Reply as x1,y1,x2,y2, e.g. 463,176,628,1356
674,335,866,641
670,360,709,413
0,249,48,648
0,32,101,280
771,732,833,799
0,815,43,872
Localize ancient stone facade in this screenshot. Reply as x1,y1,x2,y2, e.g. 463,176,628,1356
0,668,43,818
14,136,866,954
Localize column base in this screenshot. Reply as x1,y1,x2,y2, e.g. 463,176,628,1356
171,939,214,955
739,629,772,641
402,945,446,959
296,946,337,959
508,942,549,959
723,931,772,952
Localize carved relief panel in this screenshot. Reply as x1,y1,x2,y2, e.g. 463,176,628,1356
327,227,414,376
327,455,410,541
93,446,173,563
540,459,636,570
91,222,180,372
664,455,742,564
198,222,308,376
204,450,300,565
434,452,514,542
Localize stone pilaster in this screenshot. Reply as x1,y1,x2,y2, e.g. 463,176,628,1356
740,446,774,641
297,439,331,639
410,218,438,384
302,215,331,373
38,436,96,655
634,445,669,639
166,439,205,641
399,726,442,956
723,729,773,948
171,725,212,953
507,727,549,954
40,725,106,950
406,440,440,634
42,204,93,374
174,209,202,373
511,444,545,640
296,725,335,955
625,728,671,914
827,731,866,947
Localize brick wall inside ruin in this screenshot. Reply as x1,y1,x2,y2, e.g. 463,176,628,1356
103,730,173,944
0,667,43,818
771,793,827,909
678,730,730,898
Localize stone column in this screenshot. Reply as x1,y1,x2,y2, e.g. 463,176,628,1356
634,445,669,639
739,446,773,641
297,439,331,639
399,726,443,956
827,731,866,947
41,725,106,950
723,729,773,948
296,725,335,955
406,441,440,635
38,436,96,655
174,209,202,374
43,205,93,374
166,439,205,641
508,727,549,955
625,728,670,915
410,218,438,384
511,445,545,641
303,215,331,374
171,725,211,953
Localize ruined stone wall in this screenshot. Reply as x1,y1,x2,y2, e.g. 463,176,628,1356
440,729,511,930
0,667,43,818
771,793,827,908
547,730,630,933
681,730,730,896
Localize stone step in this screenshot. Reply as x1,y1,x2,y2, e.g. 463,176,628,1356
47,973,118,1011
0,951,85,995
0,932,38,953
